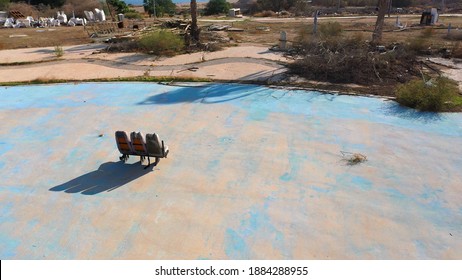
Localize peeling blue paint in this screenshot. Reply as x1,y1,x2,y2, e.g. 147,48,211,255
218,137,233,144
225,228,250,259
0,142,13,156
0,202,14,219
279,150,304,182
0,233,20,259
310,185,331,194
226,194,291,259
279,172,291,182
383,188,407,200
112,223,141,258
336,174,373,191
1,82,461,259
414,240,429,259
351,176,373,191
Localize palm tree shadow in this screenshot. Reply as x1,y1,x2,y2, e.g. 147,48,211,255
137,83,265,105
49,161,152,195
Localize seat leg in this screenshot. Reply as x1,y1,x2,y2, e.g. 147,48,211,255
154,157,160,166
144,157,151,169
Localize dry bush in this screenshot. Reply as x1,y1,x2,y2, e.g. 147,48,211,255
254,10,276,17
8,2,39,18
62,0,103,18
420,27,435,38
106,40,140,53
446,31,462,41
319,22,343,38
36,4,60,18
341,152,367,166
290,32,418,85
406,28,434,54
453,42,462,58
348,32,365,45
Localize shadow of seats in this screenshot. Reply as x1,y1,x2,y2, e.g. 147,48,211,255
49,161,152,195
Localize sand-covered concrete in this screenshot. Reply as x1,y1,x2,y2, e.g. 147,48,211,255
0,44,289,83
0,83,461,259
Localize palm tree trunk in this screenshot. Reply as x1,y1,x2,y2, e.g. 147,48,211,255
190,0,200,42
372,0,389,45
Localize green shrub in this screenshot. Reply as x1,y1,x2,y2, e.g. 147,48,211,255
54,45,63,58
124,11,143,19
205,0,231,16
139,30,184,56
396,77,460,112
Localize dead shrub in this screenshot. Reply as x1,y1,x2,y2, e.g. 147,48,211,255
453,42,462,58
406,28,435,54
8,2,39,18
341,152,367,166
106,39,140,53
62,0,102,18
347,32,365,47
36,4,59,18
407,37,431,54
290,34,418,86
420,27,435,38
319,22,343,38
446,31,462,41
254,10,276,17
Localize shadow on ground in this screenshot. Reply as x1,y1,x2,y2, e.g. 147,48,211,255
49,161,152,195
382,103,443,123
138,84,267,105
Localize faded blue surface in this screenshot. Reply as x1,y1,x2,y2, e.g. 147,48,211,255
1,82,460,136
0,82,461,259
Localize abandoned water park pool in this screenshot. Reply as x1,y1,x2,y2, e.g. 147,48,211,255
0,82,461,259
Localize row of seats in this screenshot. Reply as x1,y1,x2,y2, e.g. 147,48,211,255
115,131,169,169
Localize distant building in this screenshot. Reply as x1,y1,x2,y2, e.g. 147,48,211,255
228,8,242,17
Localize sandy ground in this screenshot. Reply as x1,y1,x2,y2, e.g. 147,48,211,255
0,44,289,83
429,57,462,91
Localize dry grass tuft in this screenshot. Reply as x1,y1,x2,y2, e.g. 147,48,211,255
341,151,367,165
